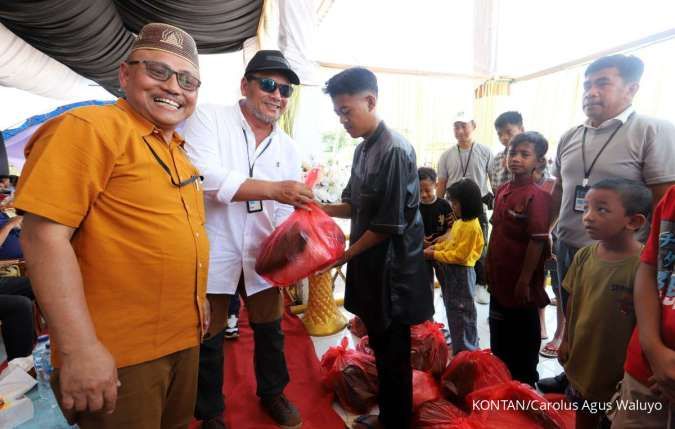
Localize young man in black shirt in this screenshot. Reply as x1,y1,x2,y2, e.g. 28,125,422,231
320,67,434,429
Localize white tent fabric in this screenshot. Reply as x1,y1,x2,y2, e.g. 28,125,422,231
278,0,321,85
0,23,109,100
252,0,321,85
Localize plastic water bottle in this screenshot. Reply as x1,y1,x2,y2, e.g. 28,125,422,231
32,335,50,392
41,341,52,381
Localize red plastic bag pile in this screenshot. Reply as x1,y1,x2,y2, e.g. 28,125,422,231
466,381,569,429
354,321,448,378
440,349,511,407
414,399,468,428
411,321,449,377
412,370,441,410
543,394,576,429
320,338,379,414
255,168,345,286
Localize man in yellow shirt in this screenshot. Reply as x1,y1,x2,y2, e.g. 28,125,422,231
15,23,208,429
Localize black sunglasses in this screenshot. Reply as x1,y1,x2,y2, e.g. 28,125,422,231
127,60,201,92
247,75,294,98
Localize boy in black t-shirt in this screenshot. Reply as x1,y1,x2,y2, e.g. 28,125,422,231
419,167,454,243
419,167,454,290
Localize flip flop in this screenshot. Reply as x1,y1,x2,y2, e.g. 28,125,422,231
539,341,559,358
352,415,382,429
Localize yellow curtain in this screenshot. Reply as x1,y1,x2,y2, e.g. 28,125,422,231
473,78,513,150
279,85,302,137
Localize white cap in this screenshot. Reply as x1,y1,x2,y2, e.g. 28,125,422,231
453,109,475,124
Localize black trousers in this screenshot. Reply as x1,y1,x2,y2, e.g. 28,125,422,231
488,299,540,386
0,276,35,360
194,319,289,420
366,320,412,429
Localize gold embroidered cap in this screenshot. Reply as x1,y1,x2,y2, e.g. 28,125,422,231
131,23,199,68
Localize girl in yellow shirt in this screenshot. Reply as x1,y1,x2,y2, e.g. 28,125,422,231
424,178,485,353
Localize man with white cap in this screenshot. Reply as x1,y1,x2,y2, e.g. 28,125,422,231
183,50,311,429
436,112,493,305
15,23,207,428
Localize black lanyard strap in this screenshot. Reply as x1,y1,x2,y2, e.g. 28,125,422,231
581,112,634,184
242,128,273,178
143,137,200,187
458,143,475,178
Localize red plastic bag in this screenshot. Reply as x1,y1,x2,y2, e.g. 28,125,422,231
355,335,374,355
358,322,449,377
320,337,379,414
347,316,368,338
411,321,450,377
543,394,576,429
467,381,568,429
441,349,511,407
414,399,468,428
413,370,441,410
255,169,345,286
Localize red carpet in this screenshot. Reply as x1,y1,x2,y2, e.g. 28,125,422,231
191,307,346,429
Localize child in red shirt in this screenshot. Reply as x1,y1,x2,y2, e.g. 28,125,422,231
612,185,675,428
486,131,552,386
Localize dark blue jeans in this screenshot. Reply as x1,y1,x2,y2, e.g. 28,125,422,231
555,240,580,316
437,264,478,353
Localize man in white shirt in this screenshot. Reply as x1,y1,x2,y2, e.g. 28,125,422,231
436,112,493,305
183,50,312,429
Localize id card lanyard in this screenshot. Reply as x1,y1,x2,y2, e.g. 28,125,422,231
243,127,273,213
573,113,633,213
458,143,474,178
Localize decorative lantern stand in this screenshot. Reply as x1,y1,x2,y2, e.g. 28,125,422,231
302,270,347,336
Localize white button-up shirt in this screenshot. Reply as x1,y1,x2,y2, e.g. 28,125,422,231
183,102,301,296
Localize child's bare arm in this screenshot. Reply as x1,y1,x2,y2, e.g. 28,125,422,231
635,262,675,400
515,239,545,303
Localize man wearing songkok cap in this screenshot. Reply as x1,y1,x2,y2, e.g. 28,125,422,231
15,23,207,428
183,50,311,429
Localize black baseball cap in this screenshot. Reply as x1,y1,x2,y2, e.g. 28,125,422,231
245,50,300,85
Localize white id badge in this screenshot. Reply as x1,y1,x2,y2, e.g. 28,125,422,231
573,185,589,213
247,200,263,213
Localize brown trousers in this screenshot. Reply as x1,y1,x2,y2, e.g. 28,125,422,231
205,278,284,338
51,346,199,429
610,371,673,429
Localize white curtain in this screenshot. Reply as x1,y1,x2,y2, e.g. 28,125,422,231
278,0,321,85
0,23,109,100
246,0,322,85
510,37,675,151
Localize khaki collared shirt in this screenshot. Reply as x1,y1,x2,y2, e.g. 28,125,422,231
15,99,209,368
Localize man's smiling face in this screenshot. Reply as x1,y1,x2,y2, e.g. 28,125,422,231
119,48,199,131
241,71,290,124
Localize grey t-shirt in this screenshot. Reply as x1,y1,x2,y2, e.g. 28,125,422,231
554,111,675,248
437,142,493,197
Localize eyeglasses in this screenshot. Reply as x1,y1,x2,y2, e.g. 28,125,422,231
247,75,294,98
127,60,201,92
